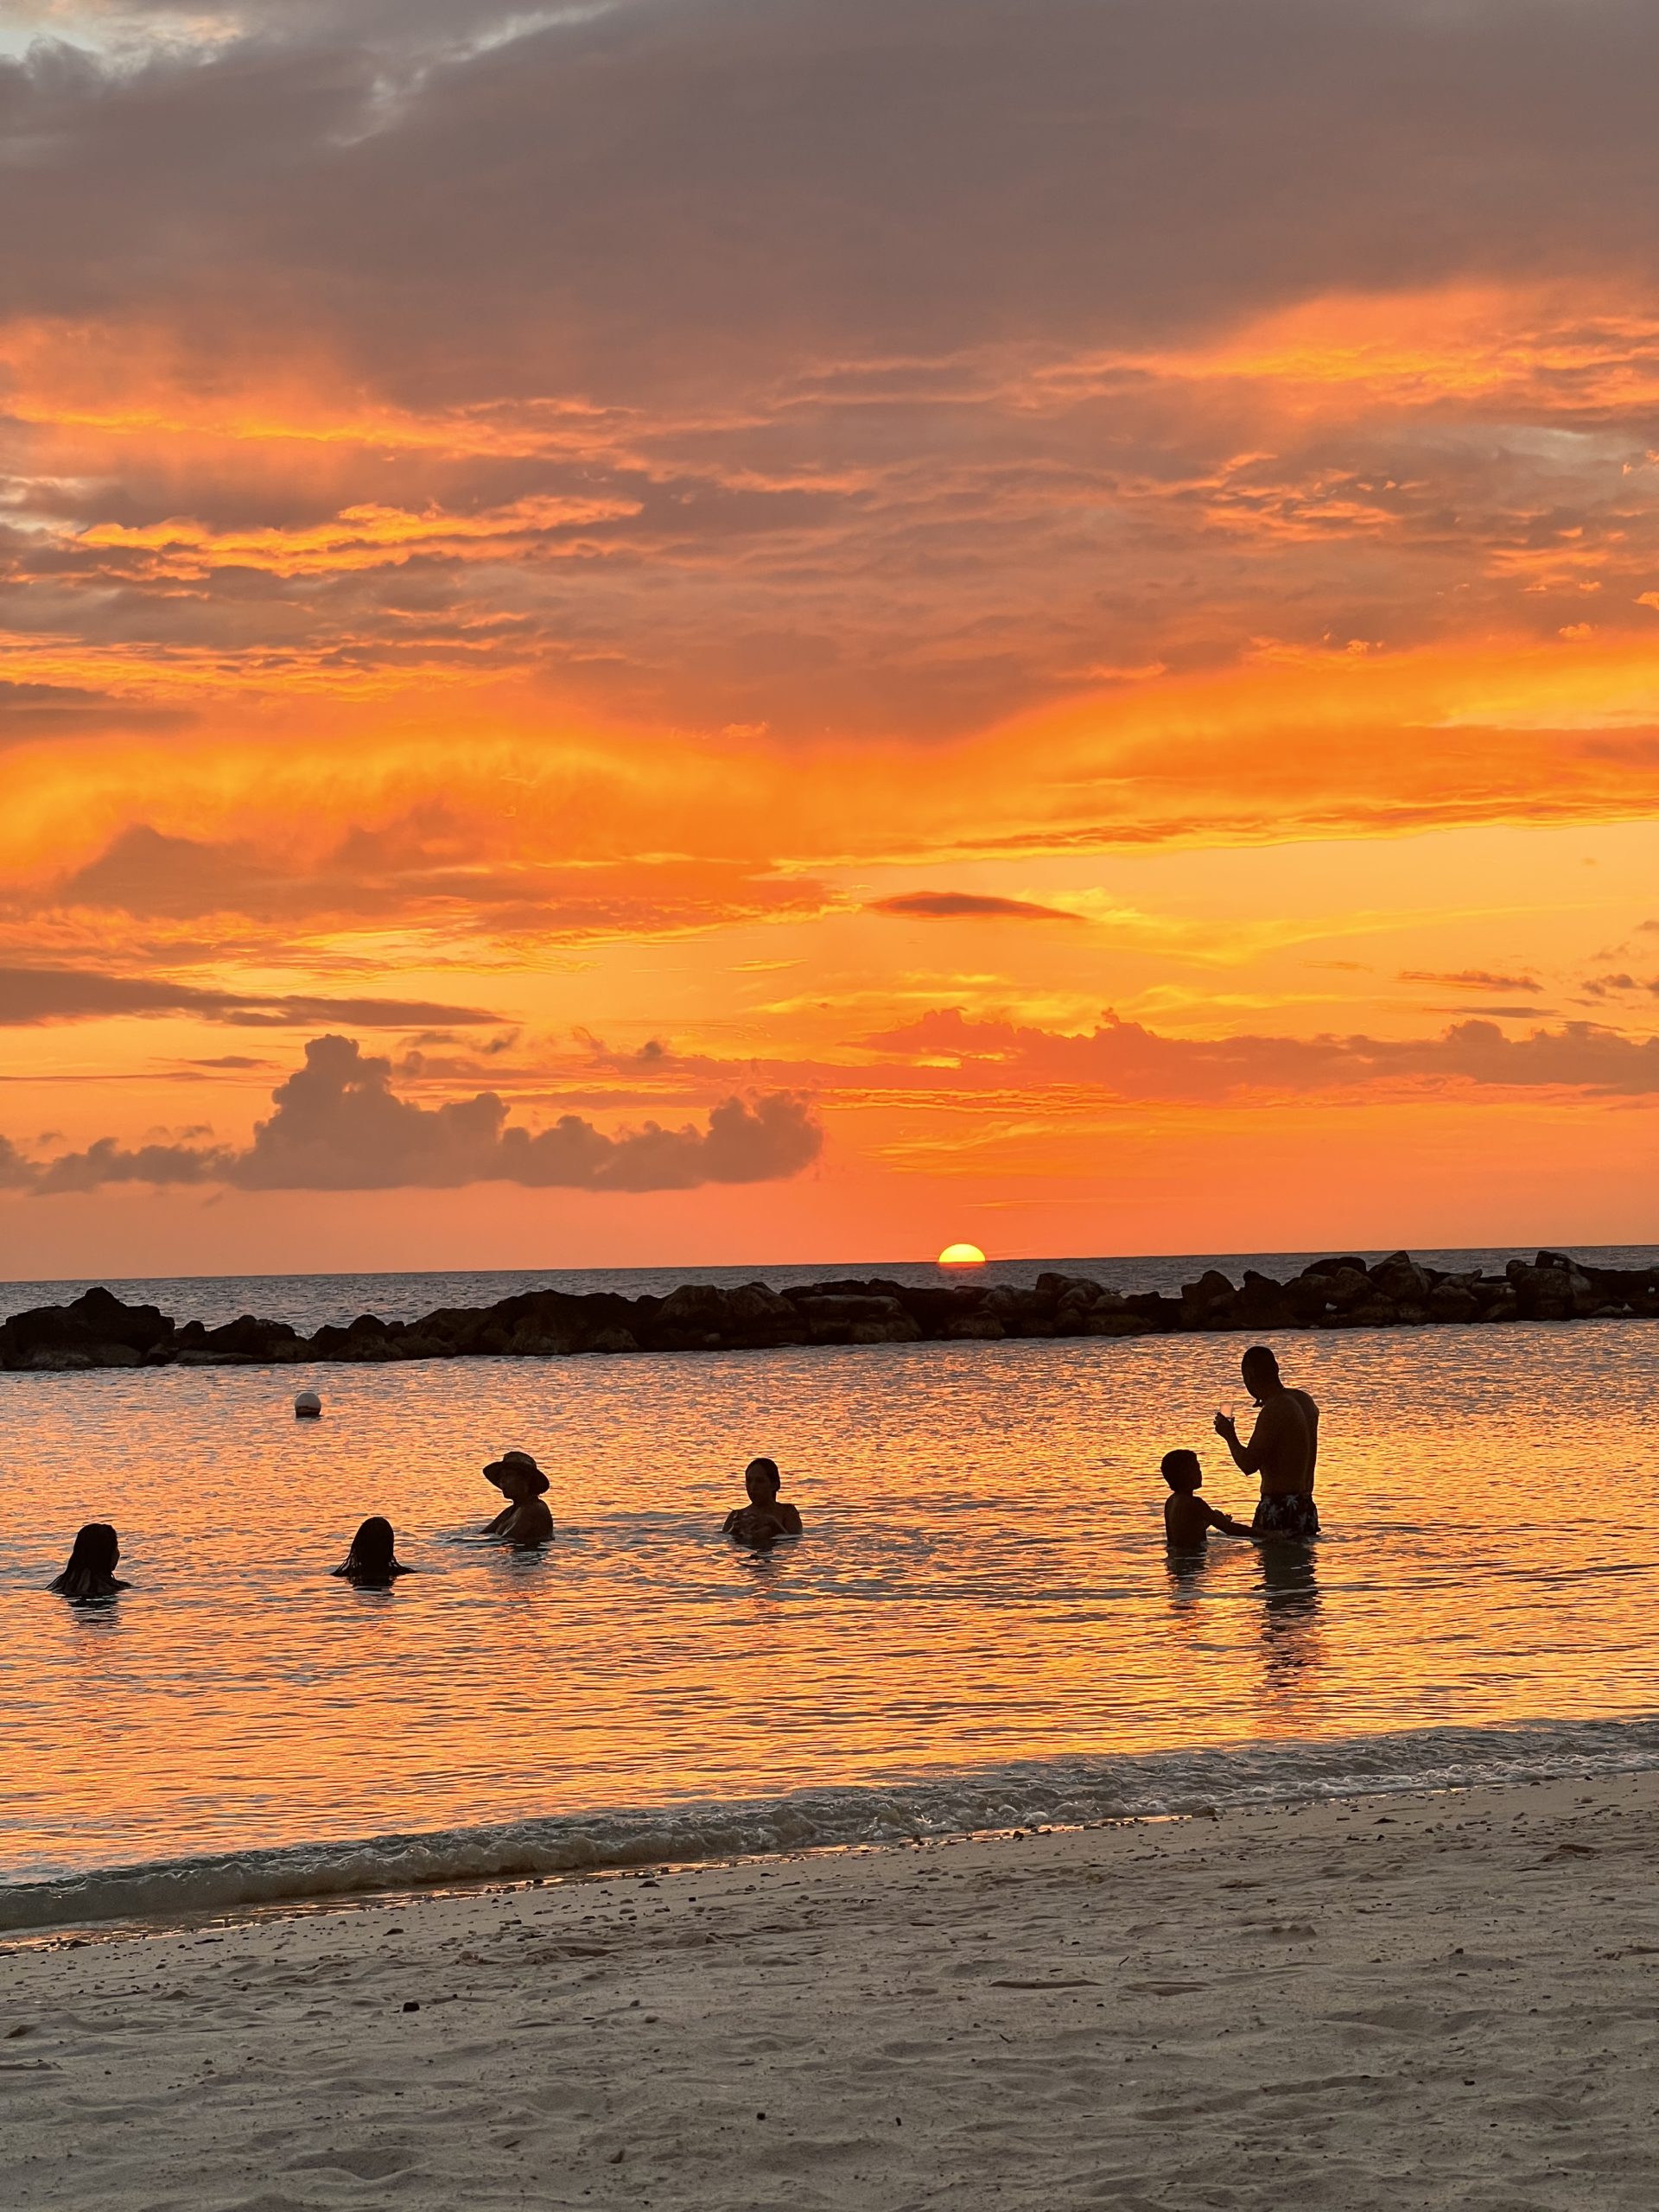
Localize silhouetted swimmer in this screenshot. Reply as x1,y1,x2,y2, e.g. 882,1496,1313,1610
1215,1344,1321,1538
50,1522,128,1601
1160,1450,1254,1549
482,1449,554,1548
722,1456,803,1548
333,1516,411,1587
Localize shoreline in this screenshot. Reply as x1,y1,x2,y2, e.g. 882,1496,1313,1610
10,1712,1659,1936
4,1246,1656,1373
7,1769,1656,2207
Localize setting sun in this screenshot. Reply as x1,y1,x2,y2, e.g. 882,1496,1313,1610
938,1243,988,1268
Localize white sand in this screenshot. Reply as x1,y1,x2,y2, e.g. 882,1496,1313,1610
4,1773,1658,2209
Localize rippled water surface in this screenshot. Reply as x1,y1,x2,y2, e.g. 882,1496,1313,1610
3,1322,1657,1887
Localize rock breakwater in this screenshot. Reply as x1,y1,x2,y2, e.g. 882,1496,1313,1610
3,1250,1656,1373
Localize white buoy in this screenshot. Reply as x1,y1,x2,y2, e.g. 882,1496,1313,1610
294,1389,322,1420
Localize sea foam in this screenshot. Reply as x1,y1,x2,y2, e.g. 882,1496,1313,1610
6,1716,1658,1934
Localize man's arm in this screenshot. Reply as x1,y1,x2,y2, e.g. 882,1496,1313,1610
1213,1409,1261,1473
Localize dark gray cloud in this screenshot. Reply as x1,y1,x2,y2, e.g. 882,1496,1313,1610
10,2,1659,390
868,1007,1659,1098
9,3,1659,742
37,821,831,936
0,1134,37,1189
1580,971,1659,1000
32,1135,232,1194
1399,970,1541,994
11,1032,823,1192
0,964,504,1028
0,677,187,738
869,892,1082,923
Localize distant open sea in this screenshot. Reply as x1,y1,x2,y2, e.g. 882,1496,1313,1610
4,1243,1658,1332
3,1245,1658,1932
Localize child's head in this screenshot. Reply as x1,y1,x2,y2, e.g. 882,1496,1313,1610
341,1515,399,1584
1160,1449,1203,1494
66,1522,121,1577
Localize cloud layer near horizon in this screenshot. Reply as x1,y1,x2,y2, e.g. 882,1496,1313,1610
14,1036,823,1194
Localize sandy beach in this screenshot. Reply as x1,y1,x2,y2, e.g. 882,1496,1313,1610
5,1772,1656,2210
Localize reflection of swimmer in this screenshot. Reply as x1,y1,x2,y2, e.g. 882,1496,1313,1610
482,1450,554,1548
722,1456,803,1549
1256,1543,1325,1701
50,1522,129,1602
333,1516,412,1587
1160,1450,1253,1550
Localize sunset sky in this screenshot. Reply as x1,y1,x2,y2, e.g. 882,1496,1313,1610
3,0,1658,1277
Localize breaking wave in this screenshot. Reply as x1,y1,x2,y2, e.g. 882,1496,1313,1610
6,1714,1658,1933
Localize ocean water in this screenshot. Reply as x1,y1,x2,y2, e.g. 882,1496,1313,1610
3,1299,1658,1929
3,1243,1656,1332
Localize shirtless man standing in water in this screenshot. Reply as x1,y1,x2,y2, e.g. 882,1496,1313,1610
1214,1344,1321,1538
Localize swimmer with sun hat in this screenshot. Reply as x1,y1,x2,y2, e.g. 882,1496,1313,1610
481,1448,554,1548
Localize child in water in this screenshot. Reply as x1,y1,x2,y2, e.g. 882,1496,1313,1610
334,1516,412,1586
1161,1450,1254,1549
723,1457,803,1549
49,1522,128,1600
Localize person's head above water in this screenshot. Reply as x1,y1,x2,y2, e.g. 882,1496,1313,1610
744,1456,781,1503
485,1448,550,1499
1160,1449,1204,1493
334,1515,407,1586
1241,1344,1282,1401
50,1522,125,1599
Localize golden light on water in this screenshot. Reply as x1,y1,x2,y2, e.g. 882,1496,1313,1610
938,1243,988,1268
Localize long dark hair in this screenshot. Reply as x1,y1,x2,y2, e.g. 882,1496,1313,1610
50,1522,124,1599
334,1516,408,1586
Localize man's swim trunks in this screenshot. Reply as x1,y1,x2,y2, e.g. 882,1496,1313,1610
1253,1492,1320,1539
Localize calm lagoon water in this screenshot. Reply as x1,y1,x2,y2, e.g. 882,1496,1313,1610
4,1312,1659,1923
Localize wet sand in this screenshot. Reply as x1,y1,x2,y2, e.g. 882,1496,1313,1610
4,1771,1656,2209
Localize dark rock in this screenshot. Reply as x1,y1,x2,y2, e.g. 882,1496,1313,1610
0,1287,177,1370
201,1313,302,1362
583,1327,641,1355
791,1294,918,1344
1285,1276,1333,1324
1510,1265,1580,1321
1237,1271,1295,1329
657,1284,741,1329
1301,1255,1371,1281
1369,1253,1429,1303
895,1285,984,1332
508,1324,580,1356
